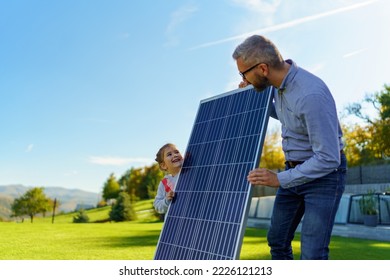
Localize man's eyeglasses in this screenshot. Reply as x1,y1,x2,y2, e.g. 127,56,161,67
239,62,262,79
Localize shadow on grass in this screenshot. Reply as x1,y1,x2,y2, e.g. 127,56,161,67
101,230,161,248
244,227,267,237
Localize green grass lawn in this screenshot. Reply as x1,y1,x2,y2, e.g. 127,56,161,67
1,201,389,260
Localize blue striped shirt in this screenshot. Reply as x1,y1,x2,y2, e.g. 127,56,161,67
270,60,344,188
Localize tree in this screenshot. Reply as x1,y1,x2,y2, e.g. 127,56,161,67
141,164,164,199
120,167,143,202
345,84,390,164
50,198,61,224
11,197,28,222
119,168,137,202
259,127,285,170
341,123,372,166
102,173,121,202
11,187,51,223
109,192,136,222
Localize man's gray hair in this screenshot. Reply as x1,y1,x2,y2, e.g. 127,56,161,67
232,35,284,69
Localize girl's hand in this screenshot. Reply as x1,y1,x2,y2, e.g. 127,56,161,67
166,190,175,201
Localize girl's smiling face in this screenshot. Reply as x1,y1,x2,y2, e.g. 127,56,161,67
160,145,183,176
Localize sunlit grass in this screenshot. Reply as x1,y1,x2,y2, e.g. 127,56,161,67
1,201,389,260
0,221,161,260
239,228,301,260
371,243,390,249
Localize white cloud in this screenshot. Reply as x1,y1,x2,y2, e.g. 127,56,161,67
190,0,379,50
231,0,281,13
343,48,367,58
88,156,153,166
164,4,198,47
25,144,34,153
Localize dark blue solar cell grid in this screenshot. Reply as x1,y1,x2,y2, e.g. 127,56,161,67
154,87,272,260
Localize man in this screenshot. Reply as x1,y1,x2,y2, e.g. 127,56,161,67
232,35,347,260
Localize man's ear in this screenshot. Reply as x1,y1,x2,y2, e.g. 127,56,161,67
259,63,269,76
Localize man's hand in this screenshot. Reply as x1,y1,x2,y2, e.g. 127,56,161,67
247,168,280,188
239,80,249,88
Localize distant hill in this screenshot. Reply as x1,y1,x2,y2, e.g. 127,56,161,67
0,184,101,220
0,193,13,220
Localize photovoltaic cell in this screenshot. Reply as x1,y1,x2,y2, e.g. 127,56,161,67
154,86,273,260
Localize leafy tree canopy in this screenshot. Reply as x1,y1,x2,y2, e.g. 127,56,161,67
344,84,390,165
11,187,51,223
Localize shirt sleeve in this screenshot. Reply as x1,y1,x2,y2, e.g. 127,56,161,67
277,92,341,188
153,181,170,214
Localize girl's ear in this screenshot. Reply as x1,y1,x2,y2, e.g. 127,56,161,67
160,162,167,171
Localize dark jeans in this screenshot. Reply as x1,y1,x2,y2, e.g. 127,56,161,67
267,153,347,260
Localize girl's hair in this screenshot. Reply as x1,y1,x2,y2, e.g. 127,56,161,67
155,143,176,165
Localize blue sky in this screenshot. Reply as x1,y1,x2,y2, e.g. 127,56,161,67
1,0,389,194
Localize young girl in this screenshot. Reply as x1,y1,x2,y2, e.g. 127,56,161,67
153,143,184,214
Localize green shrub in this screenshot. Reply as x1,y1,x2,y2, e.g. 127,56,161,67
109,192,137,222
73,209,90,223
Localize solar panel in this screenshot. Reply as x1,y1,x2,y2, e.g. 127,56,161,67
154,86,273,260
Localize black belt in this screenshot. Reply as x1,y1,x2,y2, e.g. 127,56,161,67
286,149,344,169
285,160,304,168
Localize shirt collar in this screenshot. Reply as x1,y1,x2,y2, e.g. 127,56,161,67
278,59,298,94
